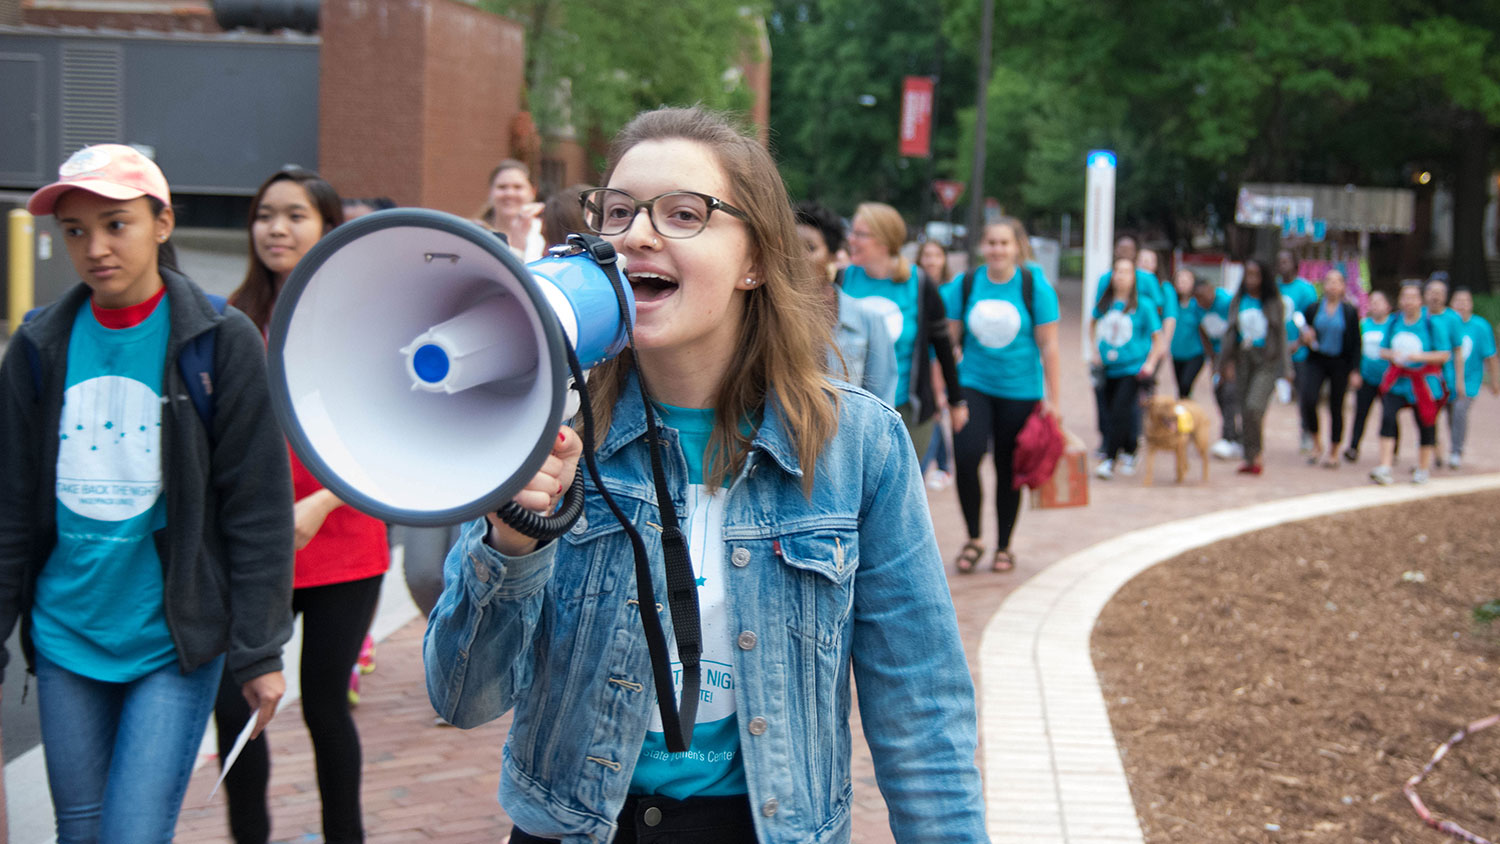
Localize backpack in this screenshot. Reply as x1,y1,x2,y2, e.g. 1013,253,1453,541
959,263,1034,350
23,294,227,434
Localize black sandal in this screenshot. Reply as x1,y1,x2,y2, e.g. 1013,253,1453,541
955,541,984,574
992,549,1016,573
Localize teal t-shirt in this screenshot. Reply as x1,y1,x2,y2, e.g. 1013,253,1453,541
32,299,176,682
1359,316,1392,385
1426,308,1464,393
630,404,747,798
1381,313,1450,402
1458,314,1496,398
1170,291,1223,360
1094,269,1178,324
840,265,920,405
1280,277,1318,362
1191,288,1233,356
941,264,1059,400
1096,300,1161,378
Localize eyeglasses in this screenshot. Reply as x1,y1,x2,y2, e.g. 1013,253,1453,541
580,188,748,239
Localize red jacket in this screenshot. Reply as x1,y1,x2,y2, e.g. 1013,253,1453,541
1012,406,1064,490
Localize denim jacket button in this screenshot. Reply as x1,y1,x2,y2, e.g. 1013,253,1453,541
731,547,751,567
761,797,779,817
737,631,757,650
473,559,491,583
571,515,588,534
747,716,768,735
642,806,663,826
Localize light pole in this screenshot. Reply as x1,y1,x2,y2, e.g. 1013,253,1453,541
964,0,995,267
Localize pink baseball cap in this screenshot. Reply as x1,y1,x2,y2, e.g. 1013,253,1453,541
27,144,171,216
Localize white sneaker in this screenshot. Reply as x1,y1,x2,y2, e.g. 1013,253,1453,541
1299,432,1315,455
1413,469,1430,485
1210,439,1236,460
1370,465,1394,485
1447,453,1462,470
1095,458,1114,480
1118,454,1138,476
925,469,953,490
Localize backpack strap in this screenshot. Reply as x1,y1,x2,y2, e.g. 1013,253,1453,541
178,294,227,434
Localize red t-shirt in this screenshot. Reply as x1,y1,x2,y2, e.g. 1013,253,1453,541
290,448,390,589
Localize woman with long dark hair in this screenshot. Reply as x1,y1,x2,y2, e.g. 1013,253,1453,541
426,107,985,842
1220,259,1287,475
214,168,389,844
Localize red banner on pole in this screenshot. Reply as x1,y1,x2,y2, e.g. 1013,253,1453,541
899,76,934,158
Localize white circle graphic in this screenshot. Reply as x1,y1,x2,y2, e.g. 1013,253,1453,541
1461,334,1473,362
1361,329,1385,361
1200,312,1228,340
1284,295,1306,330
968,299,1021,349
862,296,904,345
1098,310,1134,348
1390,331,1425,365
1237,308,1268,344
56,375,163,521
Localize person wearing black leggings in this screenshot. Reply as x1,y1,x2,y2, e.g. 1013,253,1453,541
1297,270,1360,468
944,219,1062,574
1344,290,1393,462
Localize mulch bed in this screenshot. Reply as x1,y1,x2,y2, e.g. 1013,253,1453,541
1093,490,1500,843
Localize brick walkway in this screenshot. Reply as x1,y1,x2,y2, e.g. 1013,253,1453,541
172,279,1500,842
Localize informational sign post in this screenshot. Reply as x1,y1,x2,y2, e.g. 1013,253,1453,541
1082,150,1116,356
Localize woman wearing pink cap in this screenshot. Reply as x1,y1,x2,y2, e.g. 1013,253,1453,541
0,144,295,842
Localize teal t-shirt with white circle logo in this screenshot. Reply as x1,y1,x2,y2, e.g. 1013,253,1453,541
32,300,176,682
1359,316,1392,385
1096,300,1161,377
940,265,1059,400
1458,314,1496,398
1281,277,1318,361
1382,313,1450,402
840,265,920,405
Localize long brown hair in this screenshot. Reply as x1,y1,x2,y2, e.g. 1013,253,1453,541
230,168,343,332
585,107,839,494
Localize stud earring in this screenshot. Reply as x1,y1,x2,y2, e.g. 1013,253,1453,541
745,277,757,287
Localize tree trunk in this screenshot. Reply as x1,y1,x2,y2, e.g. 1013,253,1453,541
1450,110,1491,293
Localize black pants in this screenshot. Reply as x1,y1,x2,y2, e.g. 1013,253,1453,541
1173,355,1205,399
1293,357,1312,434
214,573,385,844
1101,375,1141,461
1214,370,1240,443
1346,380,1381,452
1298,353,1352,444
510,794,757,844
1380,392,1437,446
953,388,1037,550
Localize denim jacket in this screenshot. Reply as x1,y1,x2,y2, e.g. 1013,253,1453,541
425,376,985,843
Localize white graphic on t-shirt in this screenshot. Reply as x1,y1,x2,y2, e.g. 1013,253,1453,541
1200,312,1228,339
861,296,904,344
1460,334,1473,363
1283,295,1306,330
1390,331,1425,365
968,299,1021,349
56,375,162,521
1098,310,1133,363
1237,308,1268,343
1362,329,1385,361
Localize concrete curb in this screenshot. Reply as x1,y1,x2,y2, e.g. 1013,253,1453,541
980,474,1500,843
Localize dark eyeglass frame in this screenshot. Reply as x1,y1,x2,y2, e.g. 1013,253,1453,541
578,188,749,239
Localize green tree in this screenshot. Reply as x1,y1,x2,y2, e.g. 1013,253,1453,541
483,0,766,150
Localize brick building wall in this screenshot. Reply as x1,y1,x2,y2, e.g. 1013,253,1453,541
319,0,524,216
22,0,218,32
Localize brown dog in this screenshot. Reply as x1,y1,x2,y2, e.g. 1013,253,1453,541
1141,395,1212,486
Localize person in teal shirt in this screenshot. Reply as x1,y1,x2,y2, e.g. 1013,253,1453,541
1221,259,1287,475
1445,287,1498,468
1090,236,1174,456
1276,249,1319,453
842,202,963,459
942,218,1062,573
1168,268,1218,398
1343,289,1393,462
1423,274,1467,466
1091,256,1164,479
1371,282,1451,485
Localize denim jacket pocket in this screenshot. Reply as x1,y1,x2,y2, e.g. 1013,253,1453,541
558,492,646,600
777,528,859,648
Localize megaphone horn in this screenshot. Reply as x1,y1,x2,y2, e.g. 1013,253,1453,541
267,209,634,527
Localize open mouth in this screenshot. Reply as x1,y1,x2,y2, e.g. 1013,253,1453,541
629,272,679,303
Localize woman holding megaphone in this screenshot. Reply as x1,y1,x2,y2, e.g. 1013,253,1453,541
425,107,985,842
214,168,390,844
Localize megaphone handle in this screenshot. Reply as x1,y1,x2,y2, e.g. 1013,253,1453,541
493,468,584,540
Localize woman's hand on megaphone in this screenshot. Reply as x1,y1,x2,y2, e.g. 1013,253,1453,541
485,426,583,557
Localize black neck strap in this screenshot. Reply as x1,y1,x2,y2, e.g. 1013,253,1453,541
566,234,702,752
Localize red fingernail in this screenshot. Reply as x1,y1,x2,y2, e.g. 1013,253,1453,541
556,482,563,494
558,432,566,443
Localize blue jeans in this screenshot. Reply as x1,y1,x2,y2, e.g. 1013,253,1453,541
36,651,224,843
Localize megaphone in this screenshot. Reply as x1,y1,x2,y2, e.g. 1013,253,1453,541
266,209,634,527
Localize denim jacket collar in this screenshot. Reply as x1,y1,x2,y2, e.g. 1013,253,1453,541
588,366,804,479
